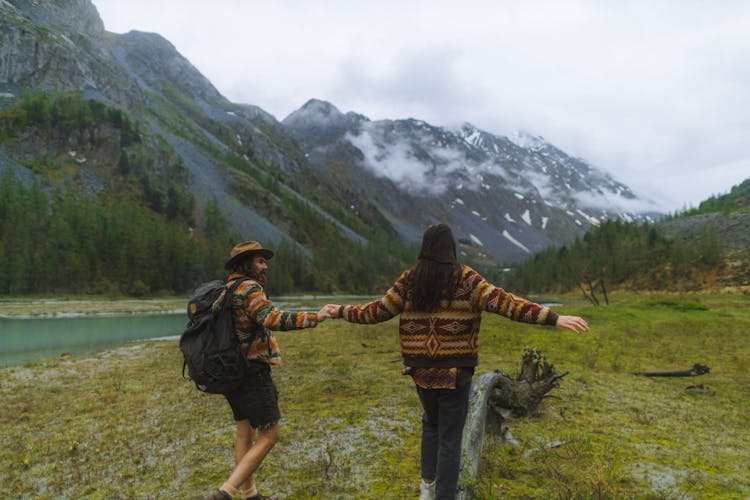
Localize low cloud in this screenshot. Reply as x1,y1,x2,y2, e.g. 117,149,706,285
347,128,435,190
346,124,474,195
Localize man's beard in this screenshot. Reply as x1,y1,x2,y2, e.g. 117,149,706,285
250,269,267,286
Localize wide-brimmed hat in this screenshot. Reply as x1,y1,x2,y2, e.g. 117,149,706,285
224,241,274,270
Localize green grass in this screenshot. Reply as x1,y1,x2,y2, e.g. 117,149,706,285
1,292,749,498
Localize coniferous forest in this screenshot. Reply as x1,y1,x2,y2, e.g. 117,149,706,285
0,170,418,296
502,219,726,301
0,171,227,295
0,91,418,296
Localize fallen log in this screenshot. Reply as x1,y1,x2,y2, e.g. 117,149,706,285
458,348,567,499
634,363,710,377
457,371,504,500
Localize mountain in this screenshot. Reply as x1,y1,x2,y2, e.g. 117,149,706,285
659,177,750,253
282,99,655,263
1,0,659,294
0,1,370,251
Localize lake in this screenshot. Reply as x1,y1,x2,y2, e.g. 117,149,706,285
0,295,375,365
0,313,187,365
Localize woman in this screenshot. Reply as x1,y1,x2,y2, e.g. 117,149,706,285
327,224,587,499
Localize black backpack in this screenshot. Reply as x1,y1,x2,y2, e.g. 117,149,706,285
179,278,250,394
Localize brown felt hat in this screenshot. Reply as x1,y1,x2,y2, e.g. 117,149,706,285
224,241,274,270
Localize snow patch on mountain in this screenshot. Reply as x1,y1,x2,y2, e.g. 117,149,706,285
509,130,547,150
521,209,532,225
576,209,600,226
503,230,530,253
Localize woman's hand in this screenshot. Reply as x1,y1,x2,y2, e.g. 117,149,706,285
556,315,589,333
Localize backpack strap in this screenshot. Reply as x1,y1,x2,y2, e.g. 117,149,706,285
212,277,253,314
225,277,262,355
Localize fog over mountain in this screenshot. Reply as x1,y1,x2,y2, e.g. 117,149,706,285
283,99,657,262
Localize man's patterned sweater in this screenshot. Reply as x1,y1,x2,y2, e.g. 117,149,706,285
227,273,319,365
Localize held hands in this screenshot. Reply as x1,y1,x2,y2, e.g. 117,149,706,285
556,315,589,333
316,304,342,322
325,304,342,319
316,305,332,321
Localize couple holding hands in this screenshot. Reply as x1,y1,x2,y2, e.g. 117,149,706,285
208,224,587,500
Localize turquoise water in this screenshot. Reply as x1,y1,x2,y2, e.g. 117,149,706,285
0,313,187,365
0,295,378,365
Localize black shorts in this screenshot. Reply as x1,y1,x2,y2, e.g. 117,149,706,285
224,362,280,428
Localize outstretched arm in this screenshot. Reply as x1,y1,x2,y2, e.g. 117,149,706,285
326,272,408,324
471,269,587,331
241,282,322,330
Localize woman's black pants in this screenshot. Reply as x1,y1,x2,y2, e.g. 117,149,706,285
416,367,474,499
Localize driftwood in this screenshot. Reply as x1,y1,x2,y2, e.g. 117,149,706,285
457,348,567,499
634,363,710,377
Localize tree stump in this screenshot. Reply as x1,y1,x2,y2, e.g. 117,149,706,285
457,348,568,499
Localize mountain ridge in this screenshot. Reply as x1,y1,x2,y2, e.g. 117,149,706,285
282,99,657,262
1,0,669,295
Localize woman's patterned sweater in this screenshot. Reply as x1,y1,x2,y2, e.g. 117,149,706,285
340,265,558,368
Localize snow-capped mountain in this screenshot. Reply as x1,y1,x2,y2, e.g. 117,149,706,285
283,99,656,263
1,0,659,271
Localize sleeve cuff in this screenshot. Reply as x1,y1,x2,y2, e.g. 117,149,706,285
545,310,559,326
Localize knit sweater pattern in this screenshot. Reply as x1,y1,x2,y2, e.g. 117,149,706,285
227,273,318,365
342,265,558,368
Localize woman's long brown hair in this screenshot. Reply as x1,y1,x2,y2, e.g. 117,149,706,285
409,224,462,312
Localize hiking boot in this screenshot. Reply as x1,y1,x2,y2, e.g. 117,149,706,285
207,491,231,500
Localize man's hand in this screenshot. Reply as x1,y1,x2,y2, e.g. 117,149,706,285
556,315,588,333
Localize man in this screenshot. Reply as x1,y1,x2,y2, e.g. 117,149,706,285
208,241,332,500
326,224,588,499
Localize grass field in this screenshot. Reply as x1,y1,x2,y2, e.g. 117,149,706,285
1,292,749,499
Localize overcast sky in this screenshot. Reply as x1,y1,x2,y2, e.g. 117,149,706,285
91,0,750,212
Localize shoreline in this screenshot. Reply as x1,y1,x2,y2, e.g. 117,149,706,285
0,297,187,318
0,293,380,318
